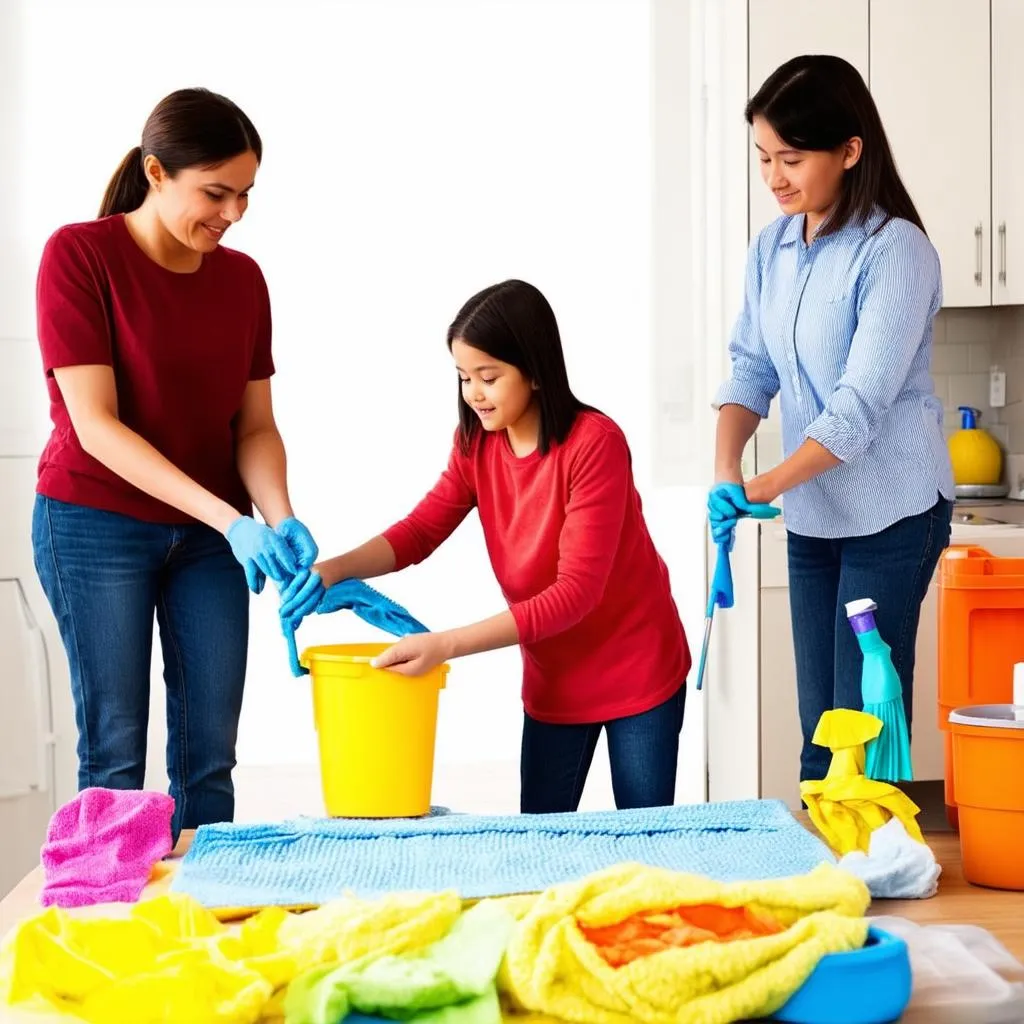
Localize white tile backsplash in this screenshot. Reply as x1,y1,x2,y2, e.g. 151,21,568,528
931,343,969,375
934,308,1014,443
945,371,990,418
968,340,993,373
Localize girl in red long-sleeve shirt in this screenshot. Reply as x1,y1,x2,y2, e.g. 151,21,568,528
281,280,691,813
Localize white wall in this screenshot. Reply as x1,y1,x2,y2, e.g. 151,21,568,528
7,0,711,814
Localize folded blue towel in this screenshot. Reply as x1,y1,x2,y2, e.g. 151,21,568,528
284,577,429,676
171,800,834,908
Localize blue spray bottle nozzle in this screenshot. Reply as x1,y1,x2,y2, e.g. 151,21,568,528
958,406,980,429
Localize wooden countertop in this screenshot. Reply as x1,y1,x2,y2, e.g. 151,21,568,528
1,822,1022,1016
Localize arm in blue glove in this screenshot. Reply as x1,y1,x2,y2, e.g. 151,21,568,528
278,571,428,677
275,516,319,570
279,569,327,630
227,516,298,594
707,482,780,550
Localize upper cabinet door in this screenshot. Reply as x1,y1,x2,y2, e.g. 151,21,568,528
871,0,991,308
992,0,1024,306
747,0,869,240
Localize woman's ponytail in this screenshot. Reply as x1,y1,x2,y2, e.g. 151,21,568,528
96,90,262,220
98,146,148,218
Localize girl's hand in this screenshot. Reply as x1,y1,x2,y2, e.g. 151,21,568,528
371,632,455,677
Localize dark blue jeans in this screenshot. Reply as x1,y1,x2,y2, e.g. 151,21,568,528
520,685,685,813
32,496,249,840
787,497,952,783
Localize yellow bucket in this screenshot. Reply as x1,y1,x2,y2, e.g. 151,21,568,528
301,643,447,818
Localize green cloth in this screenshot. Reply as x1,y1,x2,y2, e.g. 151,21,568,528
284,901,512,1024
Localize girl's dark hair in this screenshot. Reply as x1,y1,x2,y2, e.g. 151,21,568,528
99,88,262,218
447,280,591,456
746,54,924,237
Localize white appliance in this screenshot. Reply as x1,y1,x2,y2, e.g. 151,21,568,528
0,339,78,899
0,336,172,899
706,508,1024,808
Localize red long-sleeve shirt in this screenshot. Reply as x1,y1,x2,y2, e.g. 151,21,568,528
383,411,691,724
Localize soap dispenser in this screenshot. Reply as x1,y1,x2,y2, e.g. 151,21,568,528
948,406,1003,487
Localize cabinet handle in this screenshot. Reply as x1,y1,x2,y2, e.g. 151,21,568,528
999,222,1007,286
975,223,983,286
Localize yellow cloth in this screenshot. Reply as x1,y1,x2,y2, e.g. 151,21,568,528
0,890,460,1024
812,708,881,779
497,862,869,1024
801,709,924,855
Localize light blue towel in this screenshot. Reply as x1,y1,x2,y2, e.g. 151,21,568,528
171,800,834,908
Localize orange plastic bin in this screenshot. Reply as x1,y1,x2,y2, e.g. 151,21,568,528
938,546,1024,829
948,704,1024,890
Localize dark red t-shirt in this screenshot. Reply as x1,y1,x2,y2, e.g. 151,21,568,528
35,214,274,523
383,412,691,724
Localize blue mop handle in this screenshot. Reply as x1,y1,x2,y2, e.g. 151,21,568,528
696,542,734,691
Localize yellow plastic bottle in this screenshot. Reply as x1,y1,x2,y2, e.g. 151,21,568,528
948,406,1003,486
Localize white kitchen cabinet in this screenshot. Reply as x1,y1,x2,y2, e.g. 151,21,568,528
870,0,991,308
747,0,870,239
992,0,1024,306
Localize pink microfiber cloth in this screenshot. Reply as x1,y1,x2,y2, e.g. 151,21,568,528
40,787,175,908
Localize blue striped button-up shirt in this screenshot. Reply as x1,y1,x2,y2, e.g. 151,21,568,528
714,209,955,539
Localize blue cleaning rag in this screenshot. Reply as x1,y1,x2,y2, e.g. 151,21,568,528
284,577,430,676
170,799,835,908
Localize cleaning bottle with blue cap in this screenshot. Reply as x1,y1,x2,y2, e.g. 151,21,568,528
846,598,913,782
947,405,1002,486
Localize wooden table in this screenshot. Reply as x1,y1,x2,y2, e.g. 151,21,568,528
1,824,1022,1015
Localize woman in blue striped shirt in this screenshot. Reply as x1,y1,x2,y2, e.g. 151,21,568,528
710,55,954,783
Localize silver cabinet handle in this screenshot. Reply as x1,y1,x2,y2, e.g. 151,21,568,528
999,222,1007,286
975,223,983,286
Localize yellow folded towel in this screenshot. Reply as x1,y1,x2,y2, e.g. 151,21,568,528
499,862,869,1024
0,889,460,1024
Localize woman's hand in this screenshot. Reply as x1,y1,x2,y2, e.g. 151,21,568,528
743,473,781,506
279,568,326,629
226,516,299,594
371,632,456,677
275,517,319,570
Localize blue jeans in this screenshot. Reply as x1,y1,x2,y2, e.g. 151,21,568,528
32,496,249,840
519,685,685,813
787,497,952,783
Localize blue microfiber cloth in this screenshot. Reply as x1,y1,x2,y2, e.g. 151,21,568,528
171,800,835,908
285,578,430,676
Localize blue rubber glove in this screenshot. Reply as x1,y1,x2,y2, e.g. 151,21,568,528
708,482,756,522
707,482,781,550
226,516,298,594
708,541,735,612
275,517,319,570
279,574,429,677
279,569,327,631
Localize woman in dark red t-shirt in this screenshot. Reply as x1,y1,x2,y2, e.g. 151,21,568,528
33,88,317,840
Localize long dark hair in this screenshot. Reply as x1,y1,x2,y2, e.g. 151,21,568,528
447,280,591,456
99,88,262,218
746,55,924,237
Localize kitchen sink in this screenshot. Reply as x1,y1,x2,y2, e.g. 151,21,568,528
953,501,1024,526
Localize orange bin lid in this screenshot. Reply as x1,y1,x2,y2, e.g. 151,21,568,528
940,546,1024,589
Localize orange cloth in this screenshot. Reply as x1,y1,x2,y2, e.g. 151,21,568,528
579,902,784,967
